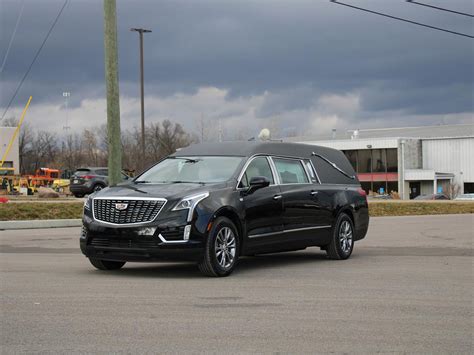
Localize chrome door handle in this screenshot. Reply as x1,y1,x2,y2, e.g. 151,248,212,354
311,191,319,195
273,195,282,200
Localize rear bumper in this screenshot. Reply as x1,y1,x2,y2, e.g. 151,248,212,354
70,184,93,195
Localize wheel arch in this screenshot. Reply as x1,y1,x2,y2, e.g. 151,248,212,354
336,206,355,226
210,206,244,253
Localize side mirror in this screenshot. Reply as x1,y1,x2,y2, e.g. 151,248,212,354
247,176,270,194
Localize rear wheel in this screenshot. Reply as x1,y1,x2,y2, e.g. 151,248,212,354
88,258,125,270
326,213,354,260
93,184,104,192
198,217,239,277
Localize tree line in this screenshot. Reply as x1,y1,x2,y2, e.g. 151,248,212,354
2,118,197,176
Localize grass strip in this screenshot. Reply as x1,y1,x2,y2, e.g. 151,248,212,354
0,201,472,221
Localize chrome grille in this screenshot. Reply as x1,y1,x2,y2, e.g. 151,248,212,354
93,198,166,225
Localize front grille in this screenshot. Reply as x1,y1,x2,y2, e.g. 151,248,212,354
89,236,160,249
93,198,166,224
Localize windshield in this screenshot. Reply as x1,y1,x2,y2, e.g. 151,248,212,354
135,156,244,184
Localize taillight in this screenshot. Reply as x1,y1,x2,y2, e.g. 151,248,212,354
83,175,94,180
357,188,367,198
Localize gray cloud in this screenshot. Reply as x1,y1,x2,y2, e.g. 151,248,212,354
0,0,472,130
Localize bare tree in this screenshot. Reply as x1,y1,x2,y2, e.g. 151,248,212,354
448,182,461,199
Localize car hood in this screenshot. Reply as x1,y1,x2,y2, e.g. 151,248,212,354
93,181,227,200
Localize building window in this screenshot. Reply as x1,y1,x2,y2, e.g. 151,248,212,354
386,148,398,172
372,149,386,173
343,150,358,172
358,150,372,173
464,183,474,194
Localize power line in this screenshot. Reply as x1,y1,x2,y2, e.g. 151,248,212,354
406,0,474,18
0,0,25,73
1,0,69,120
330,0,474,39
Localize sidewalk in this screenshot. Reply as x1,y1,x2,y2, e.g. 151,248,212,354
0,219,82,230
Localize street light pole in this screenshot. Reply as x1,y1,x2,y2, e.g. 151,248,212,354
130,27,151,166
62,91,70,131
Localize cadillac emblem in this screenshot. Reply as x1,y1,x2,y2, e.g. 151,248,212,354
115,203,128,211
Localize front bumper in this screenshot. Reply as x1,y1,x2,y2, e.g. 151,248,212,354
80,212,207,262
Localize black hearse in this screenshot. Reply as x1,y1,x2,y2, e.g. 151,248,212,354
80,142,369,277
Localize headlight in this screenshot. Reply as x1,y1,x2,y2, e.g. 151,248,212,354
84,194,93,210
172,192,209,221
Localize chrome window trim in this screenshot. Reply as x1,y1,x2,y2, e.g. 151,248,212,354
270,156,311,185
248,225,332,238
308,159,322,184
303,159,321,184
236,155,277,190
92,196,167,226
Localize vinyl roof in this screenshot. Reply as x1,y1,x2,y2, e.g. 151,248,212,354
173,141,339,158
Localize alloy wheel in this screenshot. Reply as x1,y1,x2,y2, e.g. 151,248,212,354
214,226,236,269
339,220,353,254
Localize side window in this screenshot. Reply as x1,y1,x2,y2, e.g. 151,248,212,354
273,158,309,184
239,157,274,188
96,169,108,176
303,160,318,183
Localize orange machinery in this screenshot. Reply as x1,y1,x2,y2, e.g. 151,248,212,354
28,168,61,189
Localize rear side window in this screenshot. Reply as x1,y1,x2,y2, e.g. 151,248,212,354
239,157,274,188
95,169,108,176
74,169,90,176
303,160,318,183
273,158,309,184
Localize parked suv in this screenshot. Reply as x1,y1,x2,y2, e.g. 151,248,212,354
70,167,129,198
80,142,369,277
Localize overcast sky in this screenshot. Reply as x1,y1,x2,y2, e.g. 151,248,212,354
0,0,472,139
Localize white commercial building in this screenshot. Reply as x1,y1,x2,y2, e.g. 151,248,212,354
287,124,474,199
0,127,20,174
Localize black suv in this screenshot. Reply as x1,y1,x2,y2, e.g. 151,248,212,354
80,142,369,277
70,167,129,198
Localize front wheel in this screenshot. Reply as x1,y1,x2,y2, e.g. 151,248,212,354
89,258,126,270
198,217,239,277
326,213,354,260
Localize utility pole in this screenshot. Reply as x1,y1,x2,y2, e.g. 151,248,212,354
130,27,151,166
103,0,122,186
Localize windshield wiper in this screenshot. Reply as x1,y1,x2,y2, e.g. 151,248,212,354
134,180,152,184
169,180,206,185
169,157,201,163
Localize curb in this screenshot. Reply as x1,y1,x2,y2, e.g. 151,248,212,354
0,219,82,230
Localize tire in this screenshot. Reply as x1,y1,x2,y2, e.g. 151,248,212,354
93,184,104,192
88,258,126,270
326,213,354,260
198,217,240,277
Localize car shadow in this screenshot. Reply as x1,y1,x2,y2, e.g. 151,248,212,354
81,249,331,279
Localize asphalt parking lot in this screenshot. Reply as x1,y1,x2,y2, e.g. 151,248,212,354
1,214,472,353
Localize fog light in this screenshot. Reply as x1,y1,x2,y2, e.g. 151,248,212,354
184,225,191,240
137,227,157,236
